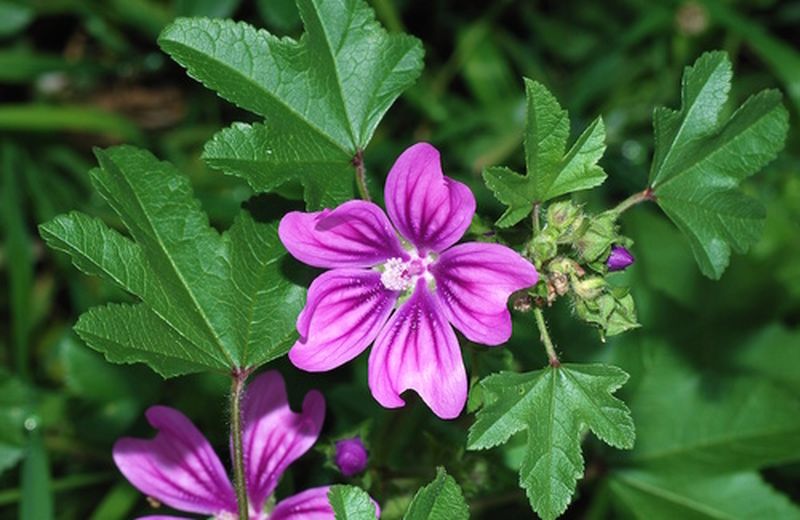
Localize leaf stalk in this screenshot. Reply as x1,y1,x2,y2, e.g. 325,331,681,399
230,368,252,519
610,187,655,216
353,149,371,201
533,307,560,366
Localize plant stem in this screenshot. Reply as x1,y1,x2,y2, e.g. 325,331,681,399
532,202,541,233
610,187,655,215
352,149,371,201
533,307,560,366
230,369,250,519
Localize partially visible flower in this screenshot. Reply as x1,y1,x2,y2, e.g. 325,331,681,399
113,371,369,520
607,245,635,272
334,437,368,477
279,143,538,419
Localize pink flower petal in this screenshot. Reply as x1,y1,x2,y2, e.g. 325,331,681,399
271,487,335,520
279,200,408,269
290,269,398,371
384,143,476,254
431,243,538,345
241,371,325,509
112,406,236,516
368,280,467,419
136,516,192,520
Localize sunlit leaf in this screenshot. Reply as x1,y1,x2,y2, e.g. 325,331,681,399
649,51,788,279
159,0,424,208
483,78,606,227
40,146,305,376
468,364,634,519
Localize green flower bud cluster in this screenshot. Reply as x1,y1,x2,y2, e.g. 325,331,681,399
525,201,639,338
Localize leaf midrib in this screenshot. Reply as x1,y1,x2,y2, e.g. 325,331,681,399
231,233,283,367
562,367,628,442
631,426,800,466
111,159,236,368
613,472,735,519
161,32,353,157
650,56,728,187
307,2,358,148
653,97,779,193
529,100,569,199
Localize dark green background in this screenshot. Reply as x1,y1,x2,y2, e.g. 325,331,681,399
1,0,798,518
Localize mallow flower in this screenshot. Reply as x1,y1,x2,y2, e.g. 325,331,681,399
279,143,538,419
113,371,361,520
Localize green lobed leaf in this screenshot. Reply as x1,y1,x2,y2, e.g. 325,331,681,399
39,146,305,377
608,470,800,520
483,78,606,227
403,467,469,520
203,122,355,209
158,0,424,209
468,364,634,520
649,51,789,279
329,485,377,520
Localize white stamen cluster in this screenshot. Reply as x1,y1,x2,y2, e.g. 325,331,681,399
380,257,411,291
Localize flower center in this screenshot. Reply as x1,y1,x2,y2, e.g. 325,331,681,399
380,255,433,291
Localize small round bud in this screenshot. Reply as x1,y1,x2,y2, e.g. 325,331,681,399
574,213,616,263
335,437,368,477
572,277,607,300
530,231,558,264
547,201,585,242
607,245,635,272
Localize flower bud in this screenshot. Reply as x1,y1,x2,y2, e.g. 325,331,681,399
572,276,607,300
574,213,616,263
335,437,368,477
547,201,585,242
530,230,558,265
607,245,635,272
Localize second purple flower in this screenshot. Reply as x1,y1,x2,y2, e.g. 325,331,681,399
279,143,538,419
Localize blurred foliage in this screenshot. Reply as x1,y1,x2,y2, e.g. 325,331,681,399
0,0,798,518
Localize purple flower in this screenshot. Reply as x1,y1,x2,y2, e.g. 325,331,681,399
113,371,367,520
334,437,368,477
607,245,635,272
279,143,538,419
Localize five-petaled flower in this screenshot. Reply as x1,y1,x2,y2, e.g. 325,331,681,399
279,143,539,419
113,371,366,520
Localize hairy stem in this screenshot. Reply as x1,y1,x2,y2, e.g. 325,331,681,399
532,202,542,234
353,149,371,201
610,187,655,215
230,369,250,519
534,307,560,366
